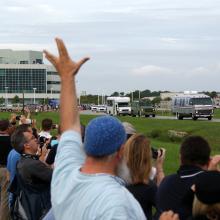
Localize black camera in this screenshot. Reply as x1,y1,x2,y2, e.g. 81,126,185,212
16,115,21,120
38,136,49,148
151,147,163,159
47,136,57,149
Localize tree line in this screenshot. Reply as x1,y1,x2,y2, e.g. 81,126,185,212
0,90,218,106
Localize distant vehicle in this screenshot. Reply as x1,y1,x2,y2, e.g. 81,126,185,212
106,97,131,116
0,104,21,112
96,105,107,113
131,99,155,117
91,105,98,111
171,92,214,120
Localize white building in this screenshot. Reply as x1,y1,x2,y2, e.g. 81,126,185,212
0,49,60,104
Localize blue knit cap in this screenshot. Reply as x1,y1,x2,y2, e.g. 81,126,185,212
84,116,126,156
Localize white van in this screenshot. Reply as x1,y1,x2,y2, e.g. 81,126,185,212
106,97,131,116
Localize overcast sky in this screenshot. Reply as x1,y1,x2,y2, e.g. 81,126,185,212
1,0,220,95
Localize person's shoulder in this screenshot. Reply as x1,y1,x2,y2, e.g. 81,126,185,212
7,149,20,163
94,176,130,199
18,156,43,168
104,181,140,205
127,181,157,197
157,173,180,192
160,173,178,184
9,149,20,157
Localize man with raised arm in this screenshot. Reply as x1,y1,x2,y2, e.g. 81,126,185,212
43,38,146,220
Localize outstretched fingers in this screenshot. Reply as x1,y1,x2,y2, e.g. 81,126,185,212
43,50,58,66
77,57,90,68
74,57,90,74
55,38,69,58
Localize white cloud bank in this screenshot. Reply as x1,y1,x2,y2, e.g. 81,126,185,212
132,65,173,76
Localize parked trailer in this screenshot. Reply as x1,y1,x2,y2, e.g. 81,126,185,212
171,92,214,120
106,97,131,116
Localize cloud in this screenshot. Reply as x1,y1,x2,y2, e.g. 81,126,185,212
0,43,51,51
160,37,178,44
189,67,210,76
5,6,27,12
132,65,173,76
102,7,137,14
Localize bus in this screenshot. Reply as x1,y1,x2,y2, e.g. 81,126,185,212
171,92,214,120
106,97,131,116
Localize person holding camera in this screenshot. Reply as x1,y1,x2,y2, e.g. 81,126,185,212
155,136,220,220
122,133,165,220
0,119,12,220
122,121,165,185
10,126,52,220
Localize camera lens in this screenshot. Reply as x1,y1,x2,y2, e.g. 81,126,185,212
151,147,158,159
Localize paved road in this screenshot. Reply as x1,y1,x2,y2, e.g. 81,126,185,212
80,110,220,122
154,115,220,122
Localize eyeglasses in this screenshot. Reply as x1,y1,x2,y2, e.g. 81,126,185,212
26,135,36,143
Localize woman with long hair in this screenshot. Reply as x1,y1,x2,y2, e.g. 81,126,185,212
123,133,165,220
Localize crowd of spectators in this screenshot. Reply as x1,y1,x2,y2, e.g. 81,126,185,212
0,38,220,220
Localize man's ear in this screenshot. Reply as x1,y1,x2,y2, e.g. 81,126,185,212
23,143,30,151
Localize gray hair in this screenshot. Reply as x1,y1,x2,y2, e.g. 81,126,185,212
11,129,28,153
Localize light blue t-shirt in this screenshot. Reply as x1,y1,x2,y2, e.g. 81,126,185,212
51,130,146,220
7,149,20,182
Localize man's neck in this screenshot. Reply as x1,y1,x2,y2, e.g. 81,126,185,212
24,150,37,156
80,157,116,176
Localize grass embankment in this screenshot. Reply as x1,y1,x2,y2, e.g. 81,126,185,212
1,112,219,174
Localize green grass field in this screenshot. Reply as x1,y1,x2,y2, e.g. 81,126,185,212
214,108,220,118
1,111,219,174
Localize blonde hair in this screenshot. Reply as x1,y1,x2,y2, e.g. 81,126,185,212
193,196,220,220
123,134,151,184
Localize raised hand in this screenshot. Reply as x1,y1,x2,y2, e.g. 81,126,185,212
159,211,179,220
208,155,220,171
43,38,89,132
43,38,89,79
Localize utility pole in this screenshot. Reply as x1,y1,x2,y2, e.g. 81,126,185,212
22,90,25,114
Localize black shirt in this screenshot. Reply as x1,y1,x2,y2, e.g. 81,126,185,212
127,181,157,220
155,165,204,220
46,144,58,165
15,154,53,220
0,134,12,166
17,154,53,187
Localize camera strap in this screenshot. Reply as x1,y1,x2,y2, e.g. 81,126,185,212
21,154,39,160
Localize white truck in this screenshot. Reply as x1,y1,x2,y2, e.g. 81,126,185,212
106,97,131,116
171,92,214,120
